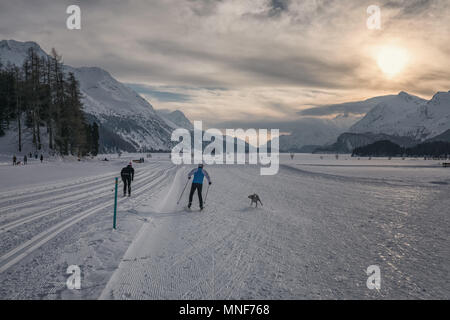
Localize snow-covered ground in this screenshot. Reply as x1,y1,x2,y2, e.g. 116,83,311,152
0,154,449,299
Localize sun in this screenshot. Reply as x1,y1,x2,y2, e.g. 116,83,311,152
377,46,409,77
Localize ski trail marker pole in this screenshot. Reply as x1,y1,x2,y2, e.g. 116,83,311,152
113,177,118,229
177,179,189,205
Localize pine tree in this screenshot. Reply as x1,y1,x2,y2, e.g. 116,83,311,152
0,46,98,157
91,122,100,156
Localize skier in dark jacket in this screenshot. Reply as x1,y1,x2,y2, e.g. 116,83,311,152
120,162,135,197
187,164,211,210
40,154,43,163
23,155,27,165
13,155,17,166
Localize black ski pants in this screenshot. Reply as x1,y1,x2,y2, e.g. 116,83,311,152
121,175,132,195
189,183,203,207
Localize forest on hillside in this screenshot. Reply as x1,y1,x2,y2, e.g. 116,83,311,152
0,47,99,156
352,140,450,158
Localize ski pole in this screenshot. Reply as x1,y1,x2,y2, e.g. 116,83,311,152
177,179,189,205
204,183,210,205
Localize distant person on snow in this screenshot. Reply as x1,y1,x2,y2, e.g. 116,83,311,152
13,155,17,166
187,164,211,210
23,155,27,165
40,154,43,163
120,162,135,197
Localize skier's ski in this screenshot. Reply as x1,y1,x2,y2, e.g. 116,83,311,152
184,206,204,212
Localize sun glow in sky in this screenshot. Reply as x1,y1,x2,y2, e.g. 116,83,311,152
1,0,449,129
377,46,409,78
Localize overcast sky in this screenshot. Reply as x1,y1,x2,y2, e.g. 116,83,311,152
1,0,449,129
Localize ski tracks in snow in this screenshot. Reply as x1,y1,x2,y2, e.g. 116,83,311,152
2,160,448,299
100,163,450,300
0,162,175,275
100,165,310,299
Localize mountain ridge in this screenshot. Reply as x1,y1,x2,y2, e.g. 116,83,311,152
156,109,194,131
349,91,450,141
282,90,450,153
0,40,192,152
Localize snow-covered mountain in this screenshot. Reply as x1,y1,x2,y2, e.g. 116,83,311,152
275,95,415,152
414,91,450,139
277,118,349,152
349,91,450,141
315,132,419,154
67,66,175,152
0,40,48,66
276,91,450,153
0,40,180,152
317,91,450,153
156,109,194,131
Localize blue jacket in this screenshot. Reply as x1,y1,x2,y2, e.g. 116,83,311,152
188,167,211,184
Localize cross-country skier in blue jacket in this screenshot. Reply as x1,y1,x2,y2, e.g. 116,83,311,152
187,164,211,210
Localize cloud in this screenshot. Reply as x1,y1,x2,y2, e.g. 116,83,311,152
299,101,378,117
0,0,449,126
126,84,192,103
384,0,435,16
211,118,307,132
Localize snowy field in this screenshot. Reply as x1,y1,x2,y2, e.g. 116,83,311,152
0,153,449,299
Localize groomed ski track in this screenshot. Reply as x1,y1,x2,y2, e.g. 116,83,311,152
100,163,449,300
1,157,449,299
0,160,177,298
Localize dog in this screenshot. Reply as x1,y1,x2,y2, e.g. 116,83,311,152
248,194,263,208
